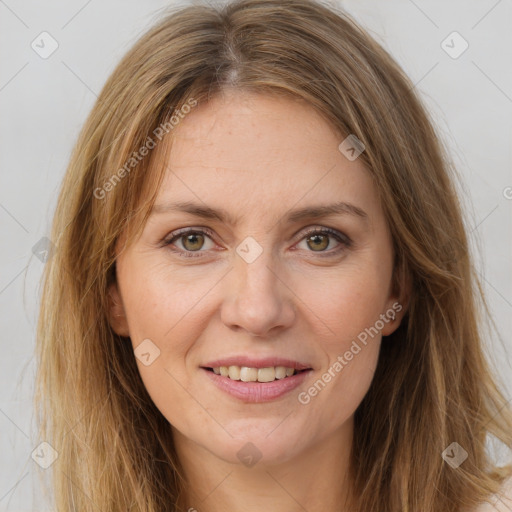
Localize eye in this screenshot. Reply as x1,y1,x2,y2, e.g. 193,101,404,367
163,228,216,258
295,227,351,256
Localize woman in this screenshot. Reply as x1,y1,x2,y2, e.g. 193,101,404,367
35,0,512,510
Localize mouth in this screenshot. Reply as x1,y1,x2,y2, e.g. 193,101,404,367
200,358,313,403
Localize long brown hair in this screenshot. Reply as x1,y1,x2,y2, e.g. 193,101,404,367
35,0,512,510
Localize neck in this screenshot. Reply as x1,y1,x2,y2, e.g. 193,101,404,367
173,420,355,512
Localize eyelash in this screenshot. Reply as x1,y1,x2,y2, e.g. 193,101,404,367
162,226,352,259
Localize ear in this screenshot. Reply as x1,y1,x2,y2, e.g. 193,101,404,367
107,281,130,337
381,258,411,337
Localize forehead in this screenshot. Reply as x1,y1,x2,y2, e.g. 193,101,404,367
169,90,342,169
153,91,380,228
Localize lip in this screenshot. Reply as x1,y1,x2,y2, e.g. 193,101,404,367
202,367,312,403
202,357,313,371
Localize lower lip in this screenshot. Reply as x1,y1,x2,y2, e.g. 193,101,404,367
202,368,311,403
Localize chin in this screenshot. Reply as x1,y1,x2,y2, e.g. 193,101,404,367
196,418,309,467
210,435,304,467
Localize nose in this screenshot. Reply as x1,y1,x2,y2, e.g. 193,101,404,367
220,247,296,338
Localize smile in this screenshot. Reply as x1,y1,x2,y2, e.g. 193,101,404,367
201,357,313,402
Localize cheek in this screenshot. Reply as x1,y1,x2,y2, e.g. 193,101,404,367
292,259,389,411
120,262,218,351
119,270,206,432
297,275,383,425
298,261,392,350
308,343,380,431
117,261,223,414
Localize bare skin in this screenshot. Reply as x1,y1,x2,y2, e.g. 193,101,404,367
108,89,407,511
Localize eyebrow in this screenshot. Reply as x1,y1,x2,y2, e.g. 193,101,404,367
151,200,369,225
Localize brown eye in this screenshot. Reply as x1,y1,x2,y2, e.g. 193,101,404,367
181,233,205,251
164,228,216,258
306,233,330,251
296,227,351,256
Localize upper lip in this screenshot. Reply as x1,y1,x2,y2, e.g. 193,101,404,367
202,356,313,371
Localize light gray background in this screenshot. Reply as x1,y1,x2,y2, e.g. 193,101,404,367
1,0,511,510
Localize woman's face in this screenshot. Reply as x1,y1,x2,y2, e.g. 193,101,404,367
109,90,406,466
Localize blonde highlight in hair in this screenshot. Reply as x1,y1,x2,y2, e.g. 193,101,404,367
35,0,512,510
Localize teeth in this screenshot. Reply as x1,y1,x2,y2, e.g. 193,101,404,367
258,367,275,382
213,365,298,382
240,367,258,382
228,365,241,380
275,366,287,379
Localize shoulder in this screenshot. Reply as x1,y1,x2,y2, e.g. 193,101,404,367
472,475,512,512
